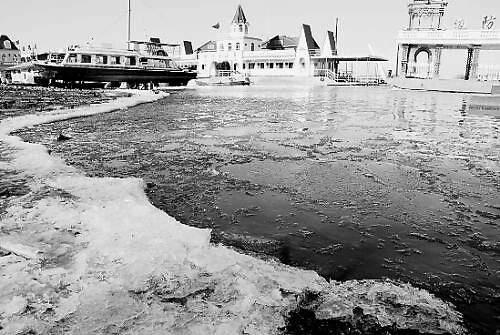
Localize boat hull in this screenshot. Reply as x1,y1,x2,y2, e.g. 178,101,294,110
38,64,197,86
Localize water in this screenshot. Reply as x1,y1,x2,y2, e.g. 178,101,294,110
16,79,500,333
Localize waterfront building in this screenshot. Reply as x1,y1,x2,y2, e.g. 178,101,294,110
0,35,20,82
393,0,500,93
176,5,345,78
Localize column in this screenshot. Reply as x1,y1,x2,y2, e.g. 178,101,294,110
469,47,481,80
400,45,410,77
433,46,442,79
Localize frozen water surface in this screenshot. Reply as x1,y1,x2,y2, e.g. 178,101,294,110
16,78,500,333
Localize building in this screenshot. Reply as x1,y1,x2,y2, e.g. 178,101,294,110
0,34,21,82
176,5,341,78
396,0,500,81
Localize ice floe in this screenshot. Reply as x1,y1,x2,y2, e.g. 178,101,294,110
0,90,466,334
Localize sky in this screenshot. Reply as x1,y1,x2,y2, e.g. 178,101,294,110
1,0,500,70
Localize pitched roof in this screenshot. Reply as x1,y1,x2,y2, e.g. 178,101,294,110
302,24,319,50
261,35,299,50
197,40,217,52
327,31,336,52
0,35,19,51
232,5,247,24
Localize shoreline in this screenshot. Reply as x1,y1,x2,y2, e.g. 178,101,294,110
0,89,466,334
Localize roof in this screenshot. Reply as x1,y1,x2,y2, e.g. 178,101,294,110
326,31,336,52
232,5,247,24
197,40,217,52
318,55,388,62
302,24,319,50
261,35,299,50
0,35,19,51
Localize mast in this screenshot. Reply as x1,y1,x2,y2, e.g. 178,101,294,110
127,0,131,49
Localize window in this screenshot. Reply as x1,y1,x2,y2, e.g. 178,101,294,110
268,63,274,69
249,63,255,69
219,43,224,51
111,56,121,65
127,56,136,66
228,43,232,51
202,64,205,70
96,55,108,64
259,63,265,69
251,43,255,51
243,63,246,69
277,62,284,69
3,40,11,49
239,24,243,32
81,54,91,63
287,62,294,69
236,43,240,51
67,53,77,63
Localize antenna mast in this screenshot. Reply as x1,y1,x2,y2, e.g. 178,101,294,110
127,0,131,48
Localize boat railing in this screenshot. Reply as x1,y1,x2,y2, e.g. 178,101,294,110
215,70,246,78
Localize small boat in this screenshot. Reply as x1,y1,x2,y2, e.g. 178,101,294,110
196,70,250,86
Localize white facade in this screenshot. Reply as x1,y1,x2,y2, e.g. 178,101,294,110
176,6,336,78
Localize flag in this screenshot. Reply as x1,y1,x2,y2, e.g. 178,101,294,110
212,22,220,29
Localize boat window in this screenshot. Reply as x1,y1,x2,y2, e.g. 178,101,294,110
277,62,284,69
67,54,77,63
140,57,149,65
236,43,240,51
111,56,121,65
249,63,255,69
95,55,108,64
251,43,255,51
268,63,274,69
81,55,92,63
259,63,264,69
126,56,136,66
228,43,232,51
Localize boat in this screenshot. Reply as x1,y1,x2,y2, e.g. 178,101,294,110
195,70,251,86
32,43,196,87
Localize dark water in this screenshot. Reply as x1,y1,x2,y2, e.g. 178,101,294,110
16,79,500,333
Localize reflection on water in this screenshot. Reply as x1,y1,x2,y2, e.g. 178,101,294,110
17,79,500,334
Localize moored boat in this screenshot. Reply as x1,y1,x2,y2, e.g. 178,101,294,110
33,44,196,87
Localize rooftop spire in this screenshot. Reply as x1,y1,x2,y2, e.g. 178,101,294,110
232,5,247,24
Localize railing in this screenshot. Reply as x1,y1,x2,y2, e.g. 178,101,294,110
242,49,296,60
315,68,385,85
309,49,321,57
398,29,500,45
215,70,248,78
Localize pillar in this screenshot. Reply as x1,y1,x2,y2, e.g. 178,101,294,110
433,46,442,79
400,45,409,77
469,47,481,80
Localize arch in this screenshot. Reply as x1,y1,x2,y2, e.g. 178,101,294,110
414,47,432,63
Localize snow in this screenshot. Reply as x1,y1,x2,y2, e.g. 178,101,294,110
0,90,466,334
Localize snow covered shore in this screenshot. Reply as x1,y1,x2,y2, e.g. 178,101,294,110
0,90,466,334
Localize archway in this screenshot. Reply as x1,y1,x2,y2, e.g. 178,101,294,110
413,47,432,78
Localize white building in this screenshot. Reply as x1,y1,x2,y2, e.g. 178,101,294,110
176,5,339,78
0,34,20,82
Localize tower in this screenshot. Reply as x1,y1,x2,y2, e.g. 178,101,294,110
407,0,448,30
230,5,249,36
